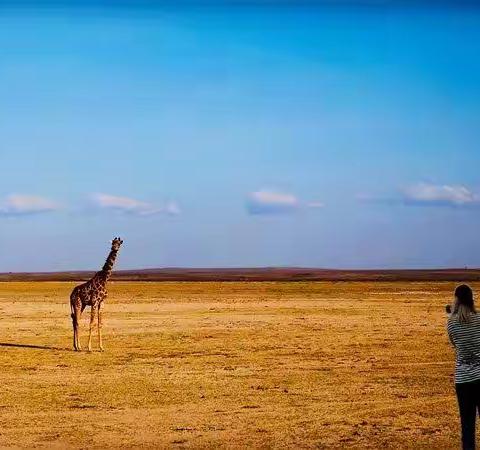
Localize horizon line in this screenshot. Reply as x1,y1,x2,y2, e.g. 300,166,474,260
2,266,479,274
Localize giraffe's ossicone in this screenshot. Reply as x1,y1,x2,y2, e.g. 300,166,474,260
70,237,123,351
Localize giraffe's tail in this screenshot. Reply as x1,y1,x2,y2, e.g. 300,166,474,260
70,308,80,326
70,288,79,322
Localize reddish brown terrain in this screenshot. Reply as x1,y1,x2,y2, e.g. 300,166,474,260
1,267,479,282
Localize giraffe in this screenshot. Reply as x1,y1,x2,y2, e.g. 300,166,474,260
70,237,124,351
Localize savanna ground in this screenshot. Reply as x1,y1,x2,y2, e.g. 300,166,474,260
0,281,465,448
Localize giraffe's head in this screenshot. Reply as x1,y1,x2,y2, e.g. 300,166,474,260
111,237,124,251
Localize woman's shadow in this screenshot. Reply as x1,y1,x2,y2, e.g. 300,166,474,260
0,342,71,351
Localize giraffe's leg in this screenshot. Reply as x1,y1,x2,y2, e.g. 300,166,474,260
71,306,82,351
98,302,104,352
87,305,97,352
71,311,77,351
77,305,86,351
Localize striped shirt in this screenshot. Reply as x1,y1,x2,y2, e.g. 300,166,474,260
447,312,480,384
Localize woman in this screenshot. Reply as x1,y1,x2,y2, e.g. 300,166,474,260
447,284,480,450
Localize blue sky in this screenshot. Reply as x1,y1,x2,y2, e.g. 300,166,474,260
1,2,480,271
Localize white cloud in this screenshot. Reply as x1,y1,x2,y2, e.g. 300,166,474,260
0,194,59,217
358,183,480,208
164,201,181,216
91,193,180,216
401,183,480,207
247,190,299,215
246,189,324,215
307,201,325,209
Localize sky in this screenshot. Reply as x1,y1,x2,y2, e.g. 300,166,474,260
1,1,480,271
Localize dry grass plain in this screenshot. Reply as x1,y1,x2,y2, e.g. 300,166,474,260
0,281,466,448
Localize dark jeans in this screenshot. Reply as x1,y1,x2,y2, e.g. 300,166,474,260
456,380,480,450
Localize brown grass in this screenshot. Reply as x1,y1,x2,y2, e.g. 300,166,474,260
0,281,464,448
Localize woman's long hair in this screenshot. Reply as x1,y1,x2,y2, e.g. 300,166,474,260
453,284,476,324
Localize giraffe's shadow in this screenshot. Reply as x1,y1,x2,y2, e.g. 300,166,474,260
0,342,71,351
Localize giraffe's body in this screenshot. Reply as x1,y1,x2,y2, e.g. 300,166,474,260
70,237,123,351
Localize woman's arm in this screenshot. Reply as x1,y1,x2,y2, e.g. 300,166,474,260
447,321,456,348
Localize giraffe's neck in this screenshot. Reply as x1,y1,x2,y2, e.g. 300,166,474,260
101,249,118,281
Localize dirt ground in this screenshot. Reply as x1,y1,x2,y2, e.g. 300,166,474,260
0,281,466,448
